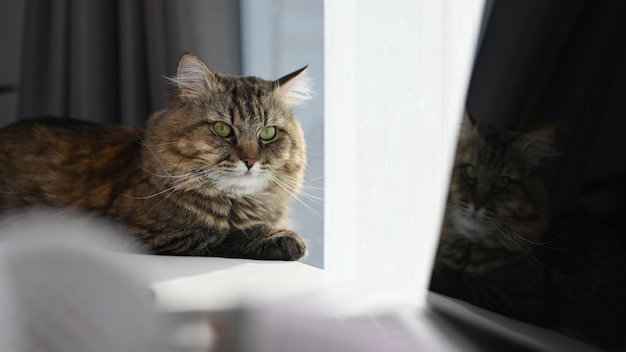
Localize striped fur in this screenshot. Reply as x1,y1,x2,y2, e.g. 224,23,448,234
0,53,310,260
431,116,553,324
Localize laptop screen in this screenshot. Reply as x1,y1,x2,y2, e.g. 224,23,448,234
429,1,626,351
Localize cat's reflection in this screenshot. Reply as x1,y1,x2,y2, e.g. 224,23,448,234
430,112,554,324
429,113,626,350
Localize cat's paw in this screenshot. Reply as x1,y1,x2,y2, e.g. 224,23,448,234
258,230,308,261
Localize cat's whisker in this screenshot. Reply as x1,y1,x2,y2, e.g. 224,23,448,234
504,227,563,249
294,192,324,208
281,172,325,184
145,172,213,212
118,187,179,200
500,226,580,279
169,170,211,192
299,184,325,191
139,165,201,180
119,170,205,201
271,171,324,205
301,190,324,204
270,173,323,218
290,185,325,204
496,227,551,268
517,243,551,270
510,235,580,279
137,137,177,178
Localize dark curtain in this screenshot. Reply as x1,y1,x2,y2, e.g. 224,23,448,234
17,0,188,126
466,0,626,220
453,3,626,348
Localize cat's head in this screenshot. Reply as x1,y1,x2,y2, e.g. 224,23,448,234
143,53,311,197
446,112,554,248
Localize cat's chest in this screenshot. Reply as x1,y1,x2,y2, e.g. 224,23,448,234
226,195,284,228
463,246,506,273
186,189,286,228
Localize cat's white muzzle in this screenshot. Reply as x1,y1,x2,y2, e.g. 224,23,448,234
213,162,270,196
451,206,493,239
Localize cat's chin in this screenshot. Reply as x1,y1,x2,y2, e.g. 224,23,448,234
450,211,493,239
214,166,273,196
206,164,271,196
213,174,269,196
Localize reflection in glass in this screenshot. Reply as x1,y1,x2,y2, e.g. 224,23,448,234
430,111,626,350
428,2,626,350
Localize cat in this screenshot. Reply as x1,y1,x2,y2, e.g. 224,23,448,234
430,113,626,350
430,112,555,325
0,53,311,261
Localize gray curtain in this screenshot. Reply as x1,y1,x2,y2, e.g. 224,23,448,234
17,0,188,126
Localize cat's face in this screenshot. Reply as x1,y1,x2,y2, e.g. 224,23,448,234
143,54,310,197
446,116,552,247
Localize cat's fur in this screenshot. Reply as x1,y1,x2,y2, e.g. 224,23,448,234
545,215,626,349
430,114,626,349
0,53,311,261
430,113,554,324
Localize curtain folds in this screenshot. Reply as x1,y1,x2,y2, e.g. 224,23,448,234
18,0,188,126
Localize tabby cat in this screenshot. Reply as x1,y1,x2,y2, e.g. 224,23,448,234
431,113,626,350
0,53,311,261
430,112,554,325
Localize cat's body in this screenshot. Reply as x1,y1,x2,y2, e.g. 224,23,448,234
430,114,626,349
545,217,626,349
430,114,554,324
0,53,310,260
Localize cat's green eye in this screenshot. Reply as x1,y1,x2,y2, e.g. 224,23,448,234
213,121,233,137
494,176,512,191
464,164,477,182
259,126,276,141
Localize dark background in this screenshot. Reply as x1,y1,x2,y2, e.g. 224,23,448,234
467,0,626,248
0,0,242,128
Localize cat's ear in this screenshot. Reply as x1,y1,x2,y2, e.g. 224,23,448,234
172,53,217,100
274,66,313,106
516,127,558,166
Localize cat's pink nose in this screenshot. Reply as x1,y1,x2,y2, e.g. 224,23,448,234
473,185,489,209
473,200,484,210
242,158,256,169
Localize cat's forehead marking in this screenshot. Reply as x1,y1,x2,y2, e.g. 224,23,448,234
220,76,275,128
465,124,526,178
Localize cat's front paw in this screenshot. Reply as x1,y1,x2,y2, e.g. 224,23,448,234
258,230,308,261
